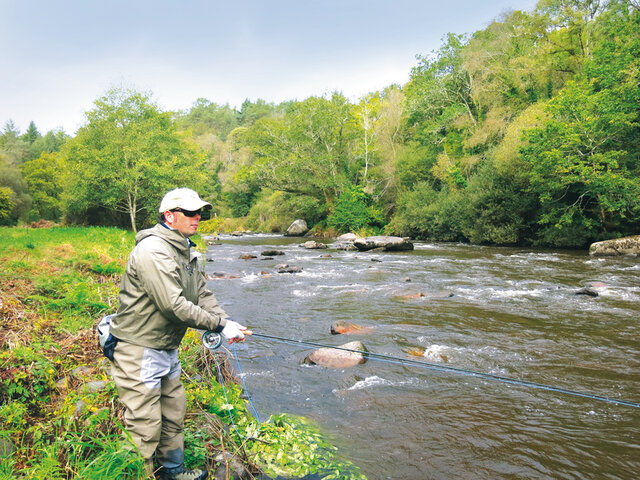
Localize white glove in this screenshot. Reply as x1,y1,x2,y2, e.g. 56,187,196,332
221,320,246,342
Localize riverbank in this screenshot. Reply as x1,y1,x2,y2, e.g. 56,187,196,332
0,226,366,479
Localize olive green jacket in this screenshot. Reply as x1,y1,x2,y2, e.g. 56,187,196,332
111,224,227,350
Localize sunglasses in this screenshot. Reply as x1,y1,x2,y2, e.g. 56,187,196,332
171,208,202,217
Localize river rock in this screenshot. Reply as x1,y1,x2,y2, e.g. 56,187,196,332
285,219,309,236
275,264,303,273
330,321,373,335
205,272,240,280
353,236,414,252
303,341,368,368
239,254,256,260
589,235,640,256
337,233,358,242
300,240,327,249
334,242,359,251
575,287,599,297
261,250,285,256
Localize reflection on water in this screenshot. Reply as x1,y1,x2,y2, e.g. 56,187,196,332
204,234,640,480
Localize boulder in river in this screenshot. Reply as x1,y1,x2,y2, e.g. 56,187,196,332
336,233,358,242
275,264,303,273
303,340,368,368
353,236,414,252
205,272,240,280
575,287,599,297
300,240,327,249
589,235,640,256
261,250,285,256
285,219,309,236
330,321,373,335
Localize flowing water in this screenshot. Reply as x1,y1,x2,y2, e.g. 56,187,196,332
202,235,640,480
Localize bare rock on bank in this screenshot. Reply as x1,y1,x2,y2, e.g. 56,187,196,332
285,219,309,236
330,321,374,335
303,341,368,368
353,236,414,252
589,235,640,256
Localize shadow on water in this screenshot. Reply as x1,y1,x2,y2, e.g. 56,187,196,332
204,234,640,480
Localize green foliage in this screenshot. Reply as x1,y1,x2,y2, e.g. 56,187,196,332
461,161,538,244
246,93,356,204
523,73,640,246
387,182,467,242
71,432,146,480
0,344,57,413
61,87,210,231
20,152,63,221
178,98,239,140
0,156,31,225
0,186,14,223
327,184,384,232
244,190,326,233
246,414,367,480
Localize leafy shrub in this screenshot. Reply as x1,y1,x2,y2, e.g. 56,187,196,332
327,184,384,233
246,414,367,480
0,345,57,413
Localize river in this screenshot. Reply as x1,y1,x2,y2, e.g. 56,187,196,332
202,234,639,480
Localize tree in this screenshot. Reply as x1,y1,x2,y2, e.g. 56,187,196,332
522,2,640,246
22,121,40,145
21,152,63,221
62,88,210,232
246,93,356,205
523,78,639,246
0,156,31,224
327,184,383,232
178,98,239,140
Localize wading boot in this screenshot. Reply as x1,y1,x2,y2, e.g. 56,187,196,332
160,464,208,480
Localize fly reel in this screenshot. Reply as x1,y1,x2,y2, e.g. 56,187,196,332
202,330,223,350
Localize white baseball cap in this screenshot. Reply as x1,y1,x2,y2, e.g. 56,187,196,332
158,188,212,213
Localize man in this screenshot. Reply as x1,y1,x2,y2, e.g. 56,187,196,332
109,187,247,480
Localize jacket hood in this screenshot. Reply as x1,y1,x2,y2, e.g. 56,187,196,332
135,224,190,255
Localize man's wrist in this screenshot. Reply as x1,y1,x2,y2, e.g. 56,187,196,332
214,317,227,333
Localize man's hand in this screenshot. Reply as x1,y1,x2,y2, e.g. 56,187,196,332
221,320,247,344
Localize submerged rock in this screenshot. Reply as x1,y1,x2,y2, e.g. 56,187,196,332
303,341,368,368
330,321,374,335
205,272,240,280
575,287,599,297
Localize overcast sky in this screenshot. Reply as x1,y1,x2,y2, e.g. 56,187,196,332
1,0,538,135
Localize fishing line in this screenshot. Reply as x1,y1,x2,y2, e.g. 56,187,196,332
210,343,262,440
234,332,640,409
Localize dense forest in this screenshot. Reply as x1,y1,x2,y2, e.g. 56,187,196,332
1,0,638,248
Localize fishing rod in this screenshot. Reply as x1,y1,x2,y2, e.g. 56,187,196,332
202,330,640,409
